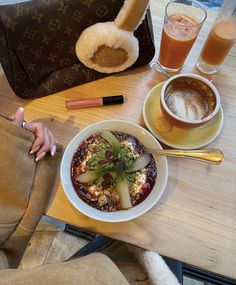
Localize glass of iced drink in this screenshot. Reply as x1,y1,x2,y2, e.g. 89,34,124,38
196,0,236,74
158,0,207,72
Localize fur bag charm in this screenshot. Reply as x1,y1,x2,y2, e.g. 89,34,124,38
75,0,149,73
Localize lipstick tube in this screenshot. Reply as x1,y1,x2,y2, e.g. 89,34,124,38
66,95,124,109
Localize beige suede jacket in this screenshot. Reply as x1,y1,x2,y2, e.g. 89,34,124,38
0,116,62,268
0,116,129,285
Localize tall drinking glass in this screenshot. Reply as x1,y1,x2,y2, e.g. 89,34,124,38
196,0,236,74
158,0,207,72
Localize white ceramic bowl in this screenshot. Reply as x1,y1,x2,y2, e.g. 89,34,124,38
60,120,168,222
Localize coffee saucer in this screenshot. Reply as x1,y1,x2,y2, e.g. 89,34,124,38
143,81,224,149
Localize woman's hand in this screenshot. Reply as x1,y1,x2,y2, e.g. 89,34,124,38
12,107,57,161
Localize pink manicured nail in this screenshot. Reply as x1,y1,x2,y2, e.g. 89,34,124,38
30,145,40,154
51,145,56,156
35,152,46,162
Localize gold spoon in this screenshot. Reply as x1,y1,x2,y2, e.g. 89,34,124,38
145,148,224,164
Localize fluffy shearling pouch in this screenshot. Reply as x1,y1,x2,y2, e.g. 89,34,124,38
0,0,155,99
0,116,62,268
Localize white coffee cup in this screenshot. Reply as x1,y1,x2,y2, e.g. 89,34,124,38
160,73,221,128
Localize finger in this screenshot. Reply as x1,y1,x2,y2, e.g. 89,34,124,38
26,122,45,151
35,127,51,158
51,144,57,157
47,129,57,156
12,107,24,127
30,145,40,155
35,152,47,162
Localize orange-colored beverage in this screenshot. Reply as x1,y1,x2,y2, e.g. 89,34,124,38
199,21,236,66
158,14,199,71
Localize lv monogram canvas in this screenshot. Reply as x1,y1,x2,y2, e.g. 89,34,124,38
0,0,155,99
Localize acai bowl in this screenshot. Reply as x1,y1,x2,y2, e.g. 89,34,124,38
60,120,168,222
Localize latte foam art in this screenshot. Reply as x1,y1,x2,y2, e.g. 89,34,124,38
166,91,209,121
164,77,216,122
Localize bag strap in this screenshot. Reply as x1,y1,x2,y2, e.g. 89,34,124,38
115,0,150,31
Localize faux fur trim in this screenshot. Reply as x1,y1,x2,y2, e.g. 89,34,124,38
129,246,180,285
75,22,139,74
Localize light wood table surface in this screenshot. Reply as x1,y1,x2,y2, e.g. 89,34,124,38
1,0,236,280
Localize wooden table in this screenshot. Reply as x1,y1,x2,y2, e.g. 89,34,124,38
1,0,236,280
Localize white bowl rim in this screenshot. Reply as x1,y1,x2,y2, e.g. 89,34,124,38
60,119,168,222
160,73,221,124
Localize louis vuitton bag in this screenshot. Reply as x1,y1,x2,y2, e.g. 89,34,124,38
0,0,155,99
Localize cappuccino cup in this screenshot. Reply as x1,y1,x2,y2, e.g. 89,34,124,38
160,73,220,128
